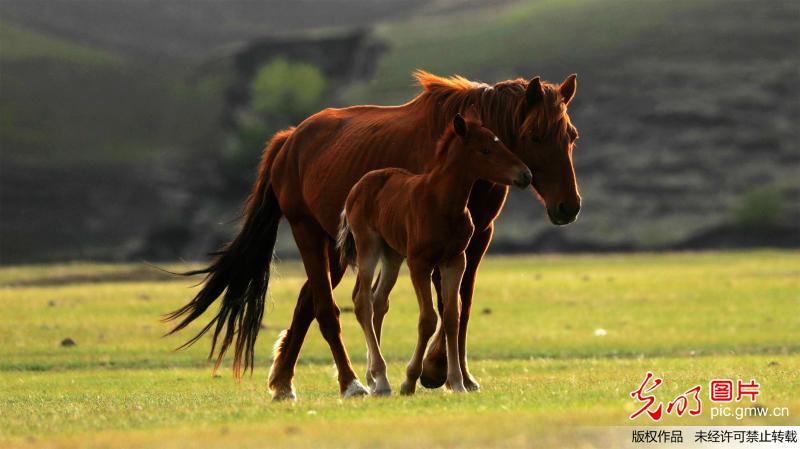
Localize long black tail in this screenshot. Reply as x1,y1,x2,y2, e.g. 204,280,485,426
163,129,292,379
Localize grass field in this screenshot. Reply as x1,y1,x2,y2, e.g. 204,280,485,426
1,251,798,448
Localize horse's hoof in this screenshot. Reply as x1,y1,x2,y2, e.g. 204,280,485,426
420,356,448,389
400,379,416,396
343,379,370,399
271,388,297,402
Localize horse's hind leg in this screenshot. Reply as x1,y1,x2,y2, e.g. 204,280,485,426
291,218,366,398
269,281,313,401
352,234,391,395
270,244,347,401
400,257,437,395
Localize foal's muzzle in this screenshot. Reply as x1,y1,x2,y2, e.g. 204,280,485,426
513,170,533,189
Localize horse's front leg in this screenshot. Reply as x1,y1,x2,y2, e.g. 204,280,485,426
455,225,493,391
421,225,492,391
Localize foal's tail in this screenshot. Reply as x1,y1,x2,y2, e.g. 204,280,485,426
336,209,357,270
163,128,293,379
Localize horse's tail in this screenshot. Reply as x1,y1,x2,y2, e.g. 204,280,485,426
336,209,357,270
163,128,294,379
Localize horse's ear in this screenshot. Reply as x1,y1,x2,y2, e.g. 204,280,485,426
526,76,544,105
463,105,480,122
453,113,467,138
560,74,577,104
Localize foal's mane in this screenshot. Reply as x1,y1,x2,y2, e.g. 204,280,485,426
412,70,572,145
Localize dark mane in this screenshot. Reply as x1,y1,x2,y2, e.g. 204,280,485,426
412,70,572,145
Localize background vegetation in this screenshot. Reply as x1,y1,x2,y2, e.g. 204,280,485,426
1,0,798,263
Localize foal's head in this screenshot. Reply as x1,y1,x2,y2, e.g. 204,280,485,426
441,110,532,189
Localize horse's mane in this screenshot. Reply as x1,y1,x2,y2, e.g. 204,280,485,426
412,70,572,145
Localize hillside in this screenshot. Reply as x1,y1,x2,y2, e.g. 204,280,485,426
0,21,225,262
1,0,798,263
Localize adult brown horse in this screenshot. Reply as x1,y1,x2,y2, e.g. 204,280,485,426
165,70,581,400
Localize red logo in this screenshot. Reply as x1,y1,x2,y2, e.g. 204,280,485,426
710,379,733,402
629,373,761,421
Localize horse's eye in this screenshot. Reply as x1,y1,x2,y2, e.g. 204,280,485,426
531,135,542,144
480,148,490,155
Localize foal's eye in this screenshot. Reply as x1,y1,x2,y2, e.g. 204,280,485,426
531,135,543,144
480,148,490,155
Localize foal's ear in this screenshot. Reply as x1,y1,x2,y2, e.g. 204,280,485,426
560,74,577,104
526,76,544,105
453,113,467,138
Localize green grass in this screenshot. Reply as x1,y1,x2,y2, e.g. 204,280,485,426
1,251,799,448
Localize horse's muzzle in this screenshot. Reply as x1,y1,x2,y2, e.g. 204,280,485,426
547,200,581,225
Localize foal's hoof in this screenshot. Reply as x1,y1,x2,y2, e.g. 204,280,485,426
450,383,468,393
365,373,375,390
464,376,481,392
371,385,392,397
343,379,370,399
271,388,297,402
445,379,467,393
370,377,392,396
420,356,448,389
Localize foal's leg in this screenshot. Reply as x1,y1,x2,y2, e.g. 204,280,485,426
372,250,403,344
419,269,447,389
421,227,491,391
439,253,467,392
365,250,403,388
400,258,437,395
352,237,391,395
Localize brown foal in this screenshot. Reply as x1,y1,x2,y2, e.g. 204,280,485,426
337,112,531,395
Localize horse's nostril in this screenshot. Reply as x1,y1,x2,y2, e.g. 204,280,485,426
557,201,581,218
522,171,532,184
557,201,578,217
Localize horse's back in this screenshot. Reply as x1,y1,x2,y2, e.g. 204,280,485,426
272,103,429,236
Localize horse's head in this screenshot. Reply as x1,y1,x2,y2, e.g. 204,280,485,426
449,109,531,189
515,74,581,226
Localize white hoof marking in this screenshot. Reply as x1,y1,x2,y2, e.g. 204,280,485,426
343,379,370,399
